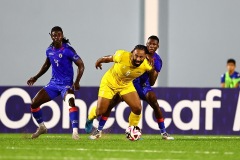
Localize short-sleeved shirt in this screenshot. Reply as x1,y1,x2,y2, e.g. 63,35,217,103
98,50,152,99
102,50,152,89
46,43,80,85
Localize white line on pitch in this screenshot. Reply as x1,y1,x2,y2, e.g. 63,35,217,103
195,151,219,154
182,136,240,139
198,137,240,139
5,147,185,154
4,147,235,156
0,156,180,160
0,156,84,160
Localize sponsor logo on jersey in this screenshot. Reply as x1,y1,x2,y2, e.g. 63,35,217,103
73,55,79,60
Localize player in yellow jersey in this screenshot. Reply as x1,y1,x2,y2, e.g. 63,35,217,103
86,36,174,140
85,45,153,136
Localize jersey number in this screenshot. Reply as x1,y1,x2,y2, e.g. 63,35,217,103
125,70,131,76
54,59,59,67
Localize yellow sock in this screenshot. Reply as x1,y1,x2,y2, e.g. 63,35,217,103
128,112,141,126
88,106,97,120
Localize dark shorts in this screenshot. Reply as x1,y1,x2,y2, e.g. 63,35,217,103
44,82,73,100
133,81,153,101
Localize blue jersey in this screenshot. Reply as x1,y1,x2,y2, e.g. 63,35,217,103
221,71,240,83
221,71,240,88
133,53,162,85
46,43,80,85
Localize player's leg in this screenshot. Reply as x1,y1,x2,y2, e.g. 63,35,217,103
89,94,122,139
145,91,174,140
145,91,164,130
98,94,122,131
120,83,142,126
31,88,52,139
91,91,141,140
63,89,79,140
123,82,145,129
85,96,112,133
85,79,114,133
121,91,142,126
85,105,97,133
88,97,112,136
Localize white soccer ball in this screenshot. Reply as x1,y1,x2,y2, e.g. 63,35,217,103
125,126,142,141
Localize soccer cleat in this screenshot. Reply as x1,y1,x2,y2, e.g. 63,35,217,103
85,119,93,133
72,132,80,140
161,132,174,140
31,125,47,139
89,129,102,140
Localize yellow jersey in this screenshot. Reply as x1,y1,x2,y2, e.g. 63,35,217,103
102,50,152,88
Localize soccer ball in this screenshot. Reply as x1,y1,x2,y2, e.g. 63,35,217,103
125,126,142,141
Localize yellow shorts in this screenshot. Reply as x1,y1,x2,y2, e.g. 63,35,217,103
98,76,136,99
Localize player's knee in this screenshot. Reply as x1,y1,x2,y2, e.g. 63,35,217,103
132,109,141,115
68,98,75,107
96,107,105,116
96,109,100,116
147,92,157,101
147,92,158,108
131,105,142,115
65,94,75,107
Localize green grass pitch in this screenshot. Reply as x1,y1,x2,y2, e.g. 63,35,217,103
0,133,239,160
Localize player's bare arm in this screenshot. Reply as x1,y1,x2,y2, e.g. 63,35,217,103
221,83,225,88
27,58,51,86
147,56,159,86
149,69,159,86
95,55,113,70
73,58,85,90
146,55,154,67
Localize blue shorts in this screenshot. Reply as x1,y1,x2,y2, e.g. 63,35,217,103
44,82,73,100
133,81,152,101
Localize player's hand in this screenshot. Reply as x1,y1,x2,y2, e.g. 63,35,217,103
95,60,102,70
73,82,80,91
146,55,155,69
27,77,37,86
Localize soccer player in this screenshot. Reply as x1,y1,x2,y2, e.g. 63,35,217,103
27,26,85,140
221,59,240,88
85,45,154,138
86,36,174,140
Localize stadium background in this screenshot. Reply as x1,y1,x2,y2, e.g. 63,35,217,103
0,0,240,135
1,0,240,87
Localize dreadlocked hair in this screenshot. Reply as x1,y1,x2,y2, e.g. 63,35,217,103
50,26,70,46
131,44,150,54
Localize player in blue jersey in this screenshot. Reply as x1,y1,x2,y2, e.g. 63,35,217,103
221,59,240,88
27,26,85,140
86,36,174,140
